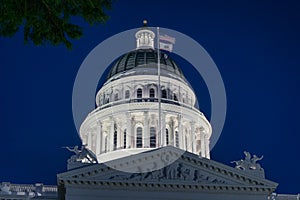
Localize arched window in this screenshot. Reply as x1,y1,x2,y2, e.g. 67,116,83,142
185,135,188,151
175,130,179,147
102,94,106,104
137,88,143,98
166,128,169,145
162,89,167,98
123,129,127,148
149,88,155,98
114,93,119,101
150,127,156,148
196,140,201,152
113,124,117,150
136,127,143,148
173,94,178,101
125,90,130,99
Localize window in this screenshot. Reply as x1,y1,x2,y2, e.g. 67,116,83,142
162,89,167,98
150,127,156,148
113,124,117,150
175,130,179,147
173,94,178,101
125,90,130,99
123,129,127,148
136,127,143,148
137,88,142,98
166,128,169,145
149,88,155,98
114,93,119,101
185,135,188,150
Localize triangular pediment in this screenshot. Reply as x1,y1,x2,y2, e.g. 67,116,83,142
58,146,277,193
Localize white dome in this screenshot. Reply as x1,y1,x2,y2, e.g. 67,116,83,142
79,27,212,163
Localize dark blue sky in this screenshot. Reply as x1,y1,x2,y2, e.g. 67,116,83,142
0,0,299,194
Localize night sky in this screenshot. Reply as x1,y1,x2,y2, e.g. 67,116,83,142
1,0,299,194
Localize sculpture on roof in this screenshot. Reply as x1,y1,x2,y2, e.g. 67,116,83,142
231,151,263,171
63,145,98,164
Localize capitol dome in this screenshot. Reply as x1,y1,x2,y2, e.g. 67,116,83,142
79,24,212,163
106,48,186,82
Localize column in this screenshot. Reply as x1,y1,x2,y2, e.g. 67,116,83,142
126,113,131,148
109,117,114,151
204,134,210,159
101,131,106,153
170,118,175,146
162,112,166,146
182,128,186,150
87,131,92,150
143,111,149,147
190,121,195,153
178,114,183,149
200,129,205,157
117,122,122,149
96,121,102,155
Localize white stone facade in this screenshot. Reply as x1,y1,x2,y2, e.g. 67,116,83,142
79,27,212,163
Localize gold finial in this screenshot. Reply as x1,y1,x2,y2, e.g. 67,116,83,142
143,20,148,27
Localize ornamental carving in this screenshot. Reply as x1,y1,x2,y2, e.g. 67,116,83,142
108,162,226,184
231,151,263,172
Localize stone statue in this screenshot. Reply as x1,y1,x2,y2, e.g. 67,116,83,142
231,151,263,171
250,154,263,170
65,146,81,155
63,145,98,164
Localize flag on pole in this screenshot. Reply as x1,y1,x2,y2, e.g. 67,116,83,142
159,34,176,44
159,34,175,52
159,42,173,52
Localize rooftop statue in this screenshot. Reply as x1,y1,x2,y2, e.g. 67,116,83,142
231,151,264,171
64,145,98,164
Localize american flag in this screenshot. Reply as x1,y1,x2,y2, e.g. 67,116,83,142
159,34,176,44
159,42,173,52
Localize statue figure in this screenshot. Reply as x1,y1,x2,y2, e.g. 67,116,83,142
250,154,263,170
65,146,81,155
63,145,98,164
231,151,263,171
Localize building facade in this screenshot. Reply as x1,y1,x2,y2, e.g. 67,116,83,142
1,23,298,200
57,23,279,200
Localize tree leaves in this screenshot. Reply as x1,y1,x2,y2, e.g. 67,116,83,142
0,0,112,49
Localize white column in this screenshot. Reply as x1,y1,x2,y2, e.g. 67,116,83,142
87,131,92,150
131,116,135,148
178,114,183,149
182,128,186,150
200,129,205,157
162,112,166,146
204,134,210,159
101,131,106,153
126,113,131,148
143,111,149,148
109,117,114,151
96,122,102,155
190,121,195,153
117,122,122,149
171,118,175,146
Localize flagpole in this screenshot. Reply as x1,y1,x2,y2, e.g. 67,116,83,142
157,27,162,147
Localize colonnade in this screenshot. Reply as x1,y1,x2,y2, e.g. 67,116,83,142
83,111,210,159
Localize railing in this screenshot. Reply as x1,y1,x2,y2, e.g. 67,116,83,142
90,98,203,116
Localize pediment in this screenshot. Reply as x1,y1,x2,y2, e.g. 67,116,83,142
58,146,277,192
